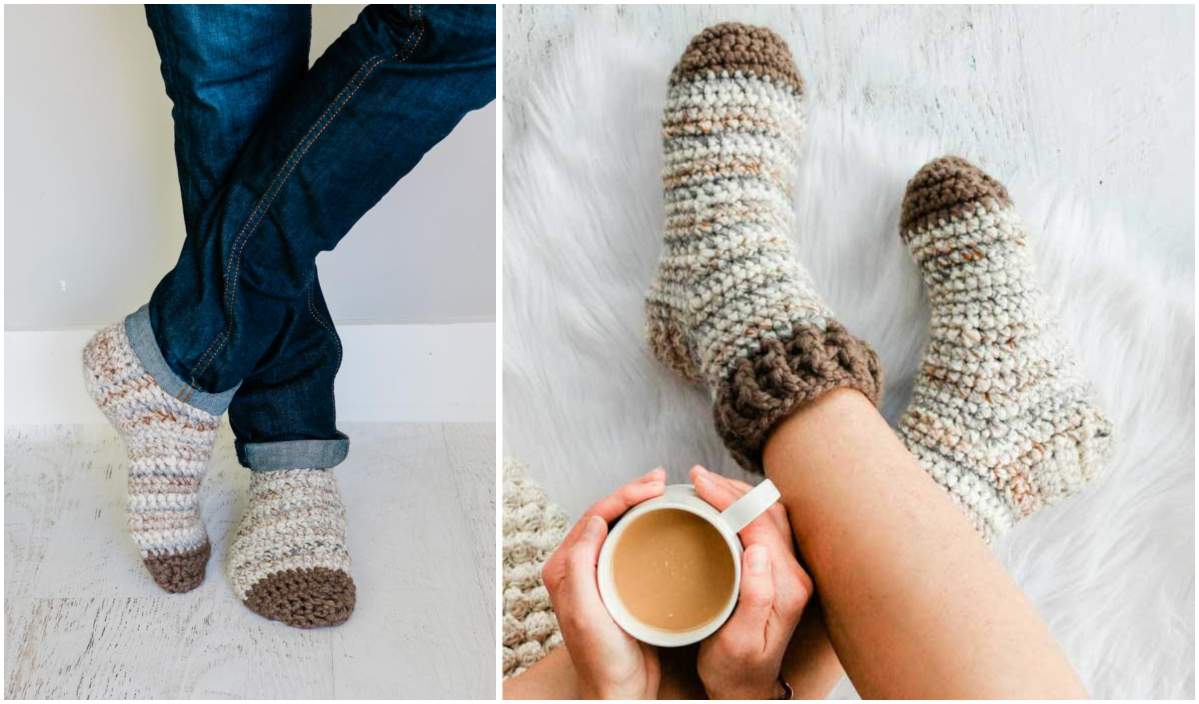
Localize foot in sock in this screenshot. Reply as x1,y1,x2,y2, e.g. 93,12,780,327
228,468,355,628
82,323,219,592
898,156,1114,541
645,22,882,472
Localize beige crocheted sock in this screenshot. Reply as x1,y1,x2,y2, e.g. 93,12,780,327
502,459,568,678
898,156,1114,541
646,22,882,472
228,468,355,628
82,322,218,593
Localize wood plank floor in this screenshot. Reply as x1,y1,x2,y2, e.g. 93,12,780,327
4,422,496,699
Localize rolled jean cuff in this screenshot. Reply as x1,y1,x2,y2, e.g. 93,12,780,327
236,438,350,471
124,305,239,416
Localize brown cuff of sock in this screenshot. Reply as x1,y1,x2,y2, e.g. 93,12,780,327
713,320,883,474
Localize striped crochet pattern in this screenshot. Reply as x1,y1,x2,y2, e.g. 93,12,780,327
228,468,355,628
82,322,219,593
898,156,1114,541
502,459,567,678
645,22,882,473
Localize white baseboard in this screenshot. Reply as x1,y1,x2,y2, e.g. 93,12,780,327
4,323,496,425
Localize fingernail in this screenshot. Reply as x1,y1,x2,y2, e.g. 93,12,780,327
747,545,768,574
643,467,666,481
693,472,709,487
583,515,605,538
693,464,708,475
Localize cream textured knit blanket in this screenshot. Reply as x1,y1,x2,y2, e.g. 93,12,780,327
501,459,567,678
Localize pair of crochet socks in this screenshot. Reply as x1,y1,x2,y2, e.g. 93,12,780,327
646,23,1113,540
81,324,354,627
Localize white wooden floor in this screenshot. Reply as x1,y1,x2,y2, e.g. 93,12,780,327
4,422,495,699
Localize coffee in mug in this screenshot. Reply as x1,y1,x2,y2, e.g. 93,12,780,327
610,508,736,632
597,479,781,647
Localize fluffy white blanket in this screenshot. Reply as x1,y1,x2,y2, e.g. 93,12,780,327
502,25,1195,699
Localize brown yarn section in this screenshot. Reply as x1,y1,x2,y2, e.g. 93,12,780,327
899,156,1012,233
646,299,704,384
670,22,805,95
144,541,210,594
714,320,883,473
244,567,356,628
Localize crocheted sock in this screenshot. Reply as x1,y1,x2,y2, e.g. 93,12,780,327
898,156,1114,541
82,322,219,592
228,468,355,628
646,22,882,472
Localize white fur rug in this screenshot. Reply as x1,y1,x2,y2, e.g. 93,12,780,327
503,25,1195,699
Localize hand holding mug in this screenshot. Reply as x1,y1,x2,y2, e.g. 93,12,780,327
691,466,814,700
541,468,666,699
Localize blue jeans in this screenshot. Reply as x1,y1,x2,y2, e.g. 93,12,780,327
131,4,495,470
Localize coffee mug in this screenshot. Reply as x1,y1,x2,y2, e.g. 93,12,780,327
596,478,781,647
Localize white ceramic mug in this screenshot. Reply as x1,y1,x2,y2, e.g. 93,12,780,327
596,478,781,647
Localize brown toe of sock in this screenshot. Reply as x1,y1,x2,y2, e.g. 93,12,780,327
900,155,1013,233
671,22,804,95
144,542,211,593
243,567,356,628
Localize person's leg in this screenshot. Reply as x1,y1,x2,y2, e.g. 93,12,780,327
86,5,496,611
82,5,312,593
762,156,1111,696
192,4,494,627
145,3,496,396
146,4,349,470
764,390,1085,697
224,277,356,628
145,4,312,231
147,3,354,620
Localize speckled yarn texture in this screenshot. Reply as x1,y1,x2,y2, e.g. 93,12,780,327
82,322,219,593
645,22,882,473
502,459,568,678
898,156,1114,541
228,468,356,628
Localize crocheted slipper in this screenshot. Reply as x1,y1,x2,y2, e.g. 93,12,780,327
897,156,1114,541
646,22,882,472
83,322,219,592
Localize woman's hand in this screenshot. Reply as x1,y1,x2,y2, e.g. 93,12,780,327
692,466,813,700
541,468,666,699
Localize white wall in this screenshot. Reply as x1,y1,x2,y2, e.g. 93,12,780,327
4,4,496,330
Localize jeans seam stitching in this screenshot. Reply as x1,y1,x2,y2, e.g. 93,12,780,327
189,12,424,381
187,54,378,379
191,51,391,377
307,285,343,410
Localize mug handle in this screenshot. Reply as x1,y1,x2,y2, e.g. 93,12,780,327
719,478,781,533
